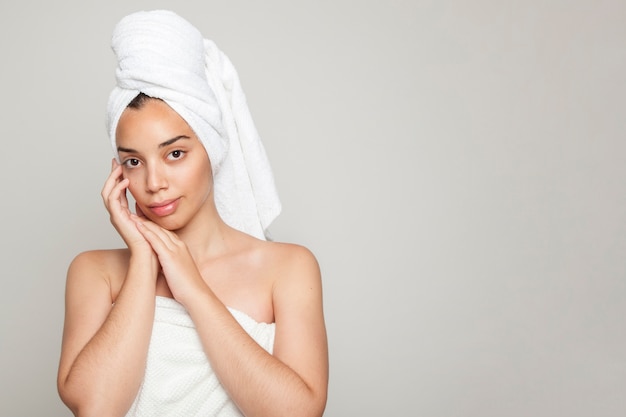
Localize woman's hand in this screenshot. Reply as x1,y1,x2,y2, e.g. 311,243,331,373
133,219,207,303
101,159,153,257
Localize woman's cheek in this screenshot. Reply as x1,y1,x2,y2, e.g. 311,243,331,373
124,173,141,199
130,180,141,196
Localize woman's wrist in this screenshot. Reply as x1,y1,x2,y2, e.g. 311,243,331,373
129,250,159,275
177,279,215,311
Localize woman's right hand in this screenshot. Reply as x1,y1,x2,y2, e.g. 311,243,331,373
101,159,153,256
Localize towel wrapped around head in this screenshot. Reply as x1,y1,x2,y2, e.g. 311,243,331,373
106,10,281,240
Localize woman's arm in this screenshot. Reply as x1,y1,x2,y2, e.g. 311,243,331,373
57,250,158,417
57,160,160,417
187,245,328,417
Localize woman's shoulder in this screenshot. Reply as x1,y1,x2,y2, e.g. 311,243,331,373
248,235,314,262
256,241,324,323
67,249,130,296
254,240,321,284
69,248,130,271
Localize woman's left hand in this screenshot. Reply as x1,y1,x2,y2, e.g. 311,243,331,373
133,218,207,303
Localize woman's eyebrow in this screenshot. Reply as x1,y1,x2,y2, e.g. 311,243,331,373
117,135,191,153
117,145,137,154
159,135,191,148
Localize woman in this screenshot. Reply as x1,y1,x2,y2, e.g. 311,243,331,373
57,10,328,417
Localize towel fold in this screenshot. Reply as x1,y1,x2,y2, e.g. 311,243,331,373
106,10,281,239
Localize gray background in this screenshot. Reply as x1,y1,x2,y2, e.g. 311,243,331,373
1,1,624,416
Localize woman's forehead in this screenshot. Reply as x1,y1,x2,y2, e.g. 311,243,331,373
116,100,197,146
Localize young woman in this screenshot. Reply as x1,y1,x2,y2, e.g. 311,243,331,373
57,10,328,417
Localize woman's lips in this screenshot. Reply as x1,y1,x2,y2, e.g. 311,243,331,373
147,198,180,217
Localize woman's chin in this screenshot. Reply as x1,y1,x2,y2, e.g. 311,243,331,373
146,215,186,232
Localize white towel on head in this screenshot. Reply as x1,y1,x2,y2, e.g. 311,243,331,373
106,10,281,239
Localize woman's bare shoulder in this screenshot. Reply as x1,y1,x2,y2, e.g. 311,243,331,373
232,229,318,271
69,248,129,271
256,240,321,284
262,241,325,347
266,241,317,265
67,249,130,300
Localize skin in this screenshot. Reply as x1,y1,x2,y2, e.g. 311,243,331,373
57,99,328,417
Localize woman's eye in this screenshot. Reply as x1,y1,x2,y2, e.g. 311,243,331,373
123,158,140,168
168,150,185,160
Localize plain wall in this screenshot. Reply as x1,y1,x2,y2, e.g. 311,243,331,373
0,1,624,416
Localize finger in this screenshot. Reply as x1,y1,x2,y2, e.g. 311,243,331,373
139,219,184,253
106,177,130,212
135,221,175,253
136,219,176,244
119,185,130,210
101,164,124,205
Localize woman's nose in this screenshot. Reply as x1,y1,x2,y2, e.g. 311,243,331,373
146,164,168,192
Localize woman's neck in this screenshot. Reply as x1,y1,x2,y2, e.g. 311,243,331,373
173,203,234,263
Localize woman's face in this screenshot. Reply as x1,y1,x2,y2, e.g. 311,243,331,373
115,99,213,230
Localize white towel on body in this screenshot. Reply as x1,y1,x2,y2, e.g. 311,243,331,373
106,10,281,239
125,296,275,417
